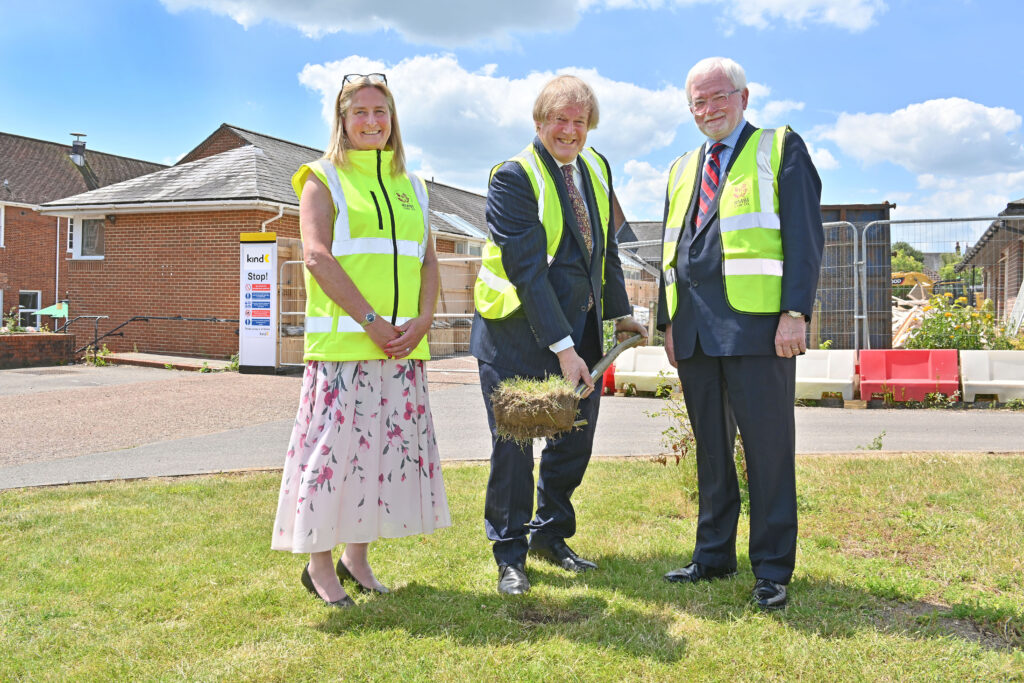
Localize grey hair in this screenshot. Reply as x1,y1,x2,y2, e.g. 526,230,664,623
685,57,747,103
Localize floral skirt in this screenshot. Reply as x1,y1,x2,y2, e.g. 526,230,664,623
271,359,451,553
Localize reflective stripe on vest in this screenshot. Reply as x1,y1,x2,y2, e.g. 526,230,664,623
473,144,612,319
292,152,429,361
661,127,787,317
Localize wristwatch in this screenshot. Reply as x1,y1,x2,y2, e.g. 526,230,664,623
360,311,376,327
785,310,803,319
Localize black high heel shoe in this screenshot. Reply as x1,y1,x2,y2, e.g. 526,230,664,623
301,564,355,608
336,557,390,594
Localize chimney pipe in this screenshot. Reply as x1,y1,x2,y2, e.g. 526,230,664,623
70,132,87,166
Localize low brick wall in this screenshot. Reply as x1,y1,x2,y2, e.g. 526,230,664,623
0,334,76,369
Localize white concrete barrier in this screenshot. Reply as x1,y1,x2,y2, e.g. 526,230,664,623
959,350,1024,402
795,349,857,400
614,346,680,394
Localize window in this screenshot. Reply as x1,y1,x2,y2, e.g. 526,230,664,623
67,217,74,252
1,203,5,247
71,217,105,259
454,241,482,257
19,290,41,328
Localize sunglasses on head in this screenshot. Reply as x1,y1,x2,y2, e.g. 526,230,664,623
342,73,388,87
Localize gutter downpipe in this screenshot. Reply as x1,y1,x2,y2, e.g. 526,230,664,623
54,216,60,307
261,204,284,232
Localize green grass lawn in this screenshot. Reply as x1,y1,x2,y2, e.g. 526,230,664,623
2,455,1022,681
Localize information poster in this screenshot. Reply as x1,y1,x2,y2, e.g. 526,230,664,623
239,232,277,371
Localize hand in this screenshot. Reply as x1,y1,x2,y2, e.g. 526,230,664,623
775,314,807,358
556,347,594,398
365,317,401,353
613,316,649,346
664,325,677,368
384,315,432,359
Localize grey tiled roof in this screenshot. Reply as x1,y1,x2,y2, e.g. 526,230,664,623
40,123,490,243
0,131,165,206
620,220,663,266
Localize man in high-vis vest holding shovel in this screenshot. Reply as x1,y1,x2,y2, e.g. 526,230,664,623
658,57,824,610
471,75,647,596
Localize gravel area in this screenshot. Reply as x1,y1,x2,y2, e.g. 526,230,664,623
0,373,302,468
0,364,477,470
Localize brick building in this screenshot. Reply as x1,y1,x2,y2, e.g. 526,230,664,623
959,197,1024,322
40,124,489,358
0,132,164,327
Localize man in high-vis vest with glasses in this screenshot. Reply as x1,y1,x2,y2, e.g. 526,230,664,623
471,75,647,596
658,57,823,610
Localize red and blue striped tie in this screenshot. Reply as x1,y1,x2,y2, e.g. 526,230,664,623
696,142,726,230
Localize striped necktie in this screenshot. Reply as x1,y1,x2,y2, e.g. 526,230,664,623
696,142,726,230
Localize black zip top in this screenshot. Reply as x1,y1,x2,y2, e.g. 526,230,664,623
376,150,400,325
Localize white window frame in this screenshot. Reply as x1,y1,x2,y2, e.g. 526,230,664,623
19,290,42,328
1,203,6,248
71,215,105,260
67,217,75,252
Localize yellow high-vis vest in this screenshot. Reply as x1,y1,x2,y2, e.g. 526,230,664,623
292,150,430,361
474,145,612,319
662,127,788,317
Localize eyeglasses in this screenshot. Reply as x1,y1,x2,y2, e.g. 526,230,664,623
342,73,388,87
689,89,740,115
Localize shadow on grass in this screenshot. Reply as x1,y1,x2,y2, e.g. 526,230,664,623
580,551,1023,653
313,581,686,663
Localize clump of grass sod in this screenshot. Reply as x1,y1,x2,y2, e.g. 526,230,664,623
491,375,580,442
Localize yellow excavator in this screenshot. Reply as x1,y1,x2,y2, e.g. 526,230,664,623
891,271,934,294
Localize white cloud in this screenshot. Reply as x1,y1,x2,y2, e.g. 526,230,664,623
723,0,886,31
892,171,1024,219
162,0,887,46
161,0,580,46
744,82,805,127
616,160,669,221
298,54,692,191
817,97,1024,176
805,142,838,170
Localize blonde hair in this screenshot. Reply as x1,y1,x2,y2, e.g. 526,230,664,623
324,79,406,176
532,75,600,130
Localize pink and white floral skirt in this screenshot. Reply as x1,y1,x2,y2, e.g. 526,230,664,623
272,359,451,553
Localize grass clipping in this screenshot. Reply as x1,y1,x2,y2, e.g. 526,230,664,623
491,375,581,442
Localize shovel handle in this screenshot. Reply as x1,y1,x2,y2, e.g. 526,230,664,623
573,334,644,397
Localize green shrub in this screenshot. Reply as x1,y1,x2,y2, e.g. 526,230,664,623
904,294,1016,350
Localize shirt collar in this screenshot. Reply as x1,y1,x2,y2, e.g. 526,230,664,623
706,118,746,153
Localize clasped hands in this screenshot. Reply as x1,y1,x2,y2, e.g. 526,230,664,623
366,315,432,360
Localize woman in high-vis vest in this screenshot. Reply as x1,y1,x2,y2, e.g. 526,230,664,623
271,74,450,608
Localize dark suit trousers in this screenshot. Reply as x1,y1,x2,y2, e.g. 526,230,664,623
479,319,603,567
676,340,798,584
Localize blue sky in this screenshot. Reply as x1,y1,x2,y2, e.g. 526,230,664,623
2,0,1022,224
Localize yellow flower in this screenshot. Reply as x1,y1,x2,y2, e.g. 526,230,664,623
944,292,954,298
923,305,933,311
944,312,952,317
957,296,968,303
972,312,979,318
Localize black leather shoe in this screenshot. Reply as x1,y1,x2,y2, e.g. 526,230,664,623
336,557,390,594
497,564,530,595
664,562,737,584
301,564,355,608
753,578,787,610
529,538,598,572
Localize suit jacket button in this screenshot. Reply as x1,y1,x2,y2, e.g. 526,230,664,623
580,304,588,312
689,248,697,257
691,280,699,288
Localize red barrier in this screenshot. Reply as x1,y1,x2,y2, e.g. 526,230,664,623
603,363,616,395
859,349,960,402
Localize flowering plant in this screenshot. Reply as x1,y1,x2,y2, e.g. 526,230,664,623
904,293,1015,350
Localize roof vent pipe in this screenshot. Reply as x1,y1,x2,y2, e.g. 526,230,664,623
70,132,87,166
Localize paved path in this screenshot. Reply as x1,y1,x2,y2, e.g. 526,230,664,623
1,363,1022,489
